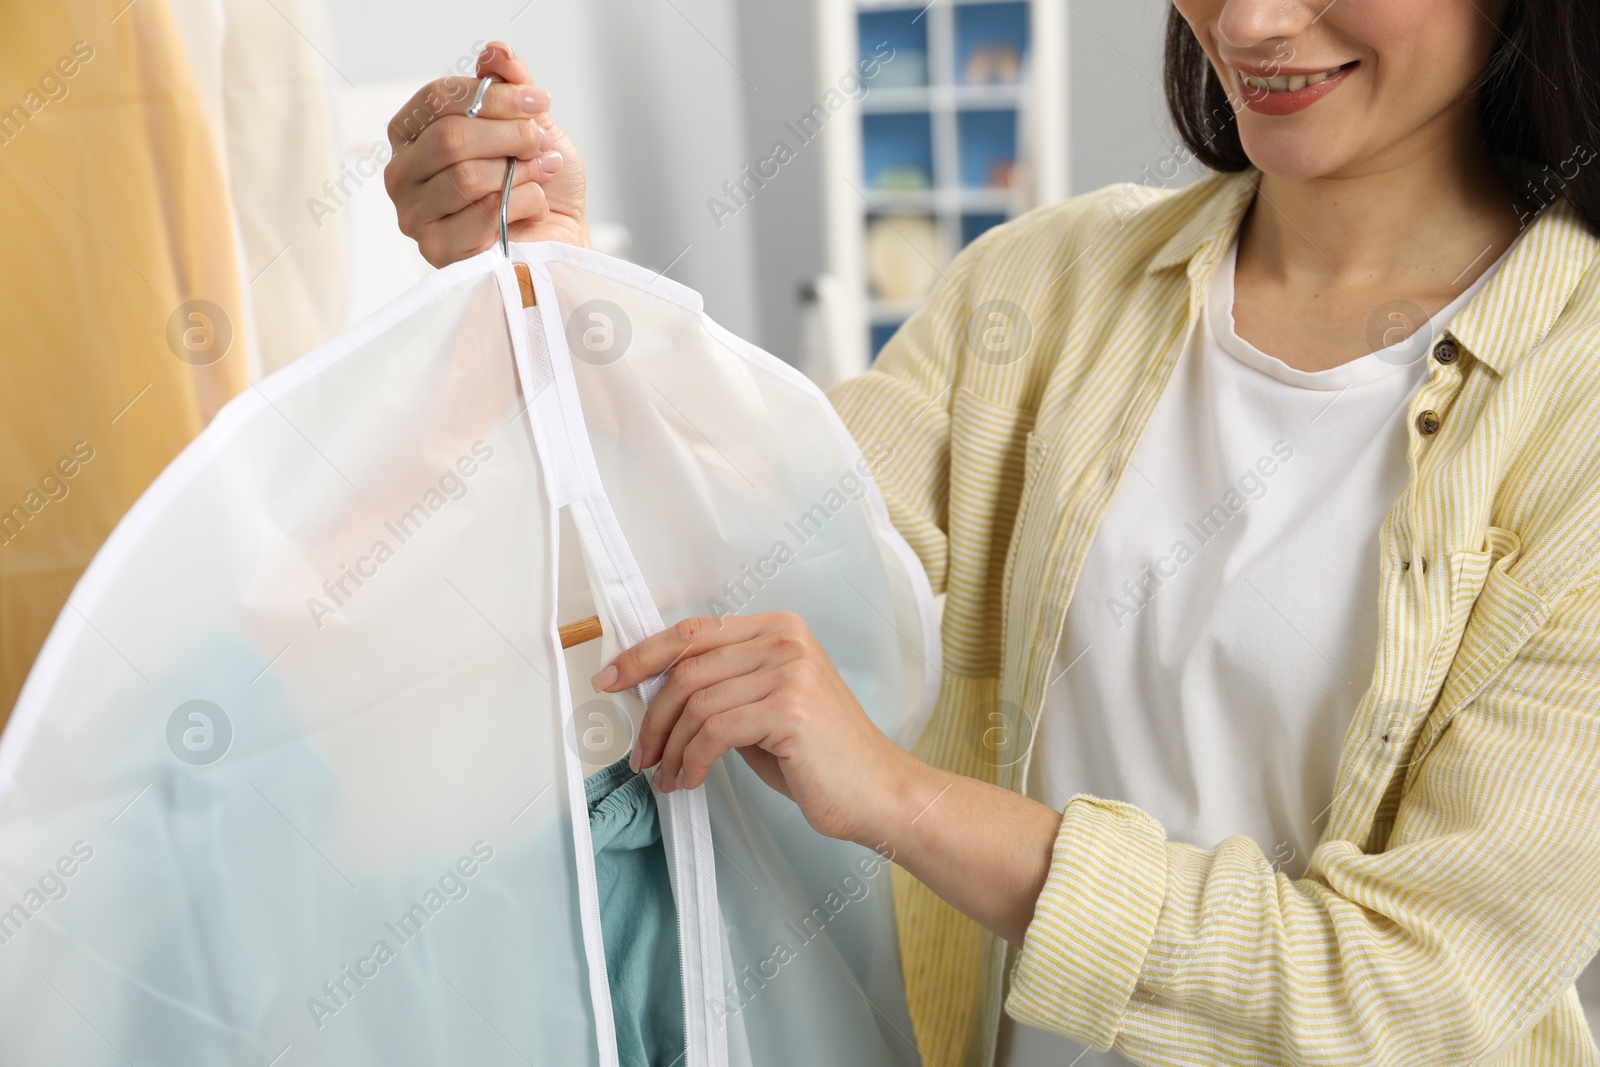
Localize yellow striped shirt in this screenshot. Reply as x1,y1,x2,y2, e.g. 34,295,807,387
828,170,1600,1066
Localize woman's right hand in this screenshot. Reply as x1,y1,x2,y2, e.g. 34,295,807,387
384,42,589,268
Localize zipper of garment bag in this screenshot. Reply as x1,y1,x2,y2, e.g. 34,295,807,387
551,504,625,1067
569,496,723,1067
491,263,624,1067
495,257,725,1067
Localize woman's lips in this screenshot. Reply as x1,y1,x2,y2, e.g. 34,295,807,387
1233,62,1356,117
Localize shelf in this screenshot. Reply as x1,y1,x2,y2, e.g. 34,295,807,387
816,0,1063,379
954,2,1029,87
860,111,935,193
957,108,1019,188
857,0,1023,9
858,186,1016,214
861,83,1024,113
858,7,929,89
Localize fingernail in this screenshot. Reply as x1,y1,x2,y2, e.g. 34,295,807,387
675,770,686,791
628,740,641,773
537,125,553,151
591,663,618,691
518,90,549,114
539,150,563,174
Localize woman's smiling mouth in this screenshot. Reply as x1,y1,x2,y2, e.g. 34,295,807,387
1232,61,1358,116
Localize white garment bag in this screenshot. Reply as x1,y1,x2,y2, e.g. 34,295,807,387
0,243,937,1067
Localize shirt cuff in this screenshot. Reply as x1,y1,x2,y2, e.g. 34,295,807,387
1004,794,1168,1050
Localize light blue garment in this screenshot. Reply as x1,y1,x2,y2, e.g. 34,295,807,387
586,759,684,1067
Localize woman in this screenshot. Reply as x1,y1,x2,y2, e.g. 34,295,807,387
384,2,1600,1063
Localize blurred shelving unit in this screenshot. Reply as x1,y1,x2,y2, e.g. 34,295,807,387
810,0,1067,378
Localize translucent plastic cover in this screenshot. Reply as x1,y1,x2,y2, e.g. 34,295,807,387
0,266,606,1066
1,244,938,1067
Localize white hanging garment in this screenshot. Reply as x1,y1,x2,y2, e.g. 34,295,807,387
0,243,937,1067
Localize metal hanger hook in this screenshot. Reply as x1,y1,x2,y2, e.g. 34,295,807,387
467,75,515,258
498,158,514,257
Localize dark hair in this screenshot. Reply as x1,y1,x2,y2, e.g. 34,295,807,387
1163,1,1600,230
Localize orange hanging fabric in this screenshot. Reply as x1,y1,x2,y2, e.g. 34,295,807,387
0,0,249,720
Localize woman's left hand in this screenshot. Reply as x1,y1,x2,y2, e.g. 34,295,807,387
591,612,915,845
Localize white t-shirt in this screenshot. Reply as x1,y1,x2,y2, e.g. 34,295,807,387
997,239,1505,1066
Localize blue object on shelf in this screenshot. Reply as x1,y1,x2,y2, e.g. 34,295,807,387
961,212,1008,247
954,2,1029,85
859,10,930,88
958,109,1018,189
863,112,934,189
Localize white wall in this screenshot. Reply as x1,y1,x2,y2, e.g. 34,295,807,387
731,0,828,363
323,0,763,341
1068,0,1204,196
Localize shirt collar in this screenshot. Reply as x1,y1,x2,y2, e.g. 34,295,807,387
1446,196,1600,376
1147,170,1257,276
1147,169,1600,377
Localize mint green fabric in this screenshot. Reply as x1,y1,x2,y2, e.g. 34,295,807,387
586,758,685,1067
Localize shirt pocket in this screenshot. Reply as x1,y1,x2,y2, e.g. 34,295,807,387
1407,526,1549,775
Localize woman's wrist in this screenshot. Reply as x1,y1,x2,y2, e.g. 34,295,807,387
852,746,1061,946
851,745,949,853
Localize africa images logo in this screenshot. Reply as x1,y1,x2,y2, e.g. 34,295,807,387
166,700,233,766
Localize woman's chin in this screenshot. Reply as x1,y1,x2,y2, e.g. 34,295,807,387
1237,132,1363,183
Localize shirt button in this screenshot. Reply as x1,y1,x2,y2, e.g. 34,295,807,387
1433,338,1458,364
1416,409,1442,436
